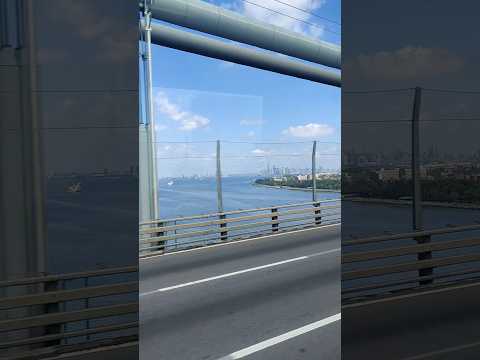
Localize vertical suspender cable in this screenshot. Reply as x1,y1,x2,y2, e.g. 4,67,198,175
216,140,224,213
312,140,317,202
143,4,159,220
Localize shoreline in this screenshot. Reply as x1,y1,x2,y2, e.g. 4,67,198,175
253,183,480,209
253,183,340,193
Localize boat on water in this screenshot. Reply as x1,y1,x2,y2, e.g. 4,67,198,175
66,182,81,193
167,181,174,186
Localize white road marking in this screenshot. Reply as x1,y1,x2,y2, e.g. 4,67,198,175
140,223,340,260
215,313,341,360
140,247,340,296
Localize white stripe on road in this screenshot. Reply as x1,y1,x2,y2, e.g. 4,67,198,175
140,247,340,296
215,313,341,360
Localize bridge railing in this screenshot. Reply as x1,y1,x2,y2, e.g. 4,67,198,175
0,266,138,359
139,199,341,256
342,224,480,303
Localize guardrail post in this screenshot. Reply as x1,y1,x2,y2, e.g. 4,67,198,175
44,279,61,346
84,277,90,341
219,214,228,241
314,201,322,225
416,234,433,285
272,208,279,232
174,220,178,250
155,221,165,252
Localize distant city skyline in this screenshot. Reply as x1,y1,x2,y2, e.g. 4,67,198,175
157,162,340,180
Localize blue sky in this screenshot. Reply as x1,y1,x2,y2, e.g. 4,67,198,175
141,0,341,177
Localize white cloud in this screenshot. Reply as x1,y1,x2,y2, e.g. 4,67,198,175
155,92,210,131
240,118,264,126
282,123,334,138
251,148,271,155
241,0,327,39
157,143,192,156
344,46,465,81
155,124,167,132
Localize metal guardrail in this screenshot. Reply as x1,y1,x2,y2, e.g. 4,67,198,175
139,199,341,256
342,224,480,303
0,266,138,359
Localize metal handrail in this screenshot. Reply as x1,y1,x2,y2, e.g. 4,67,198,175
342,267,480,295
142,216,342,256
140,199,340,226
139,200,341,254
343,224,480,246
140,214,334,244
0,303,137,332
343,253,480,281
141,211,340,244
0,265,137,288
343,237,480,263
0,322,138,349
0,266,138,355
342,225,480,302
140,205,340,235
140,217,340,256
0,282,138,310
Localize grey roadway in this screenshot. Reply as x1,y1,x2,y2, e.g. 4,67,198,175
139,225,340,360
342,279,480,359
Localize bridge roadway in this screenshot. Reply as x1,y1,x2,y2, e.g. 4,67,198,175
343,280,480,360
139,225,340,360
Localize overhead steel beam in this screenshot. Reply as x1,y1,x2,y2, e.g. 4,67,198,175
142,0,341,69
146,22,341,87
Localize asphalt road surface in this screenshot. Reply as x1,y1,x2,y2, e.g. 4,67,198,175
140,225,340,360
342,280,480,360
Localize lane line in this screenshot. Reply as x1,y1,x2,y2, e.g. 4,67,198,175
140,223,340,260
140,247,340,296
215,313,341,360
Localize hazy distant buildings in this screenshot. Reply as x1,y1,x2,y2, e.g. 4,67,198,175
377,168,398,181
260,162,338,179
